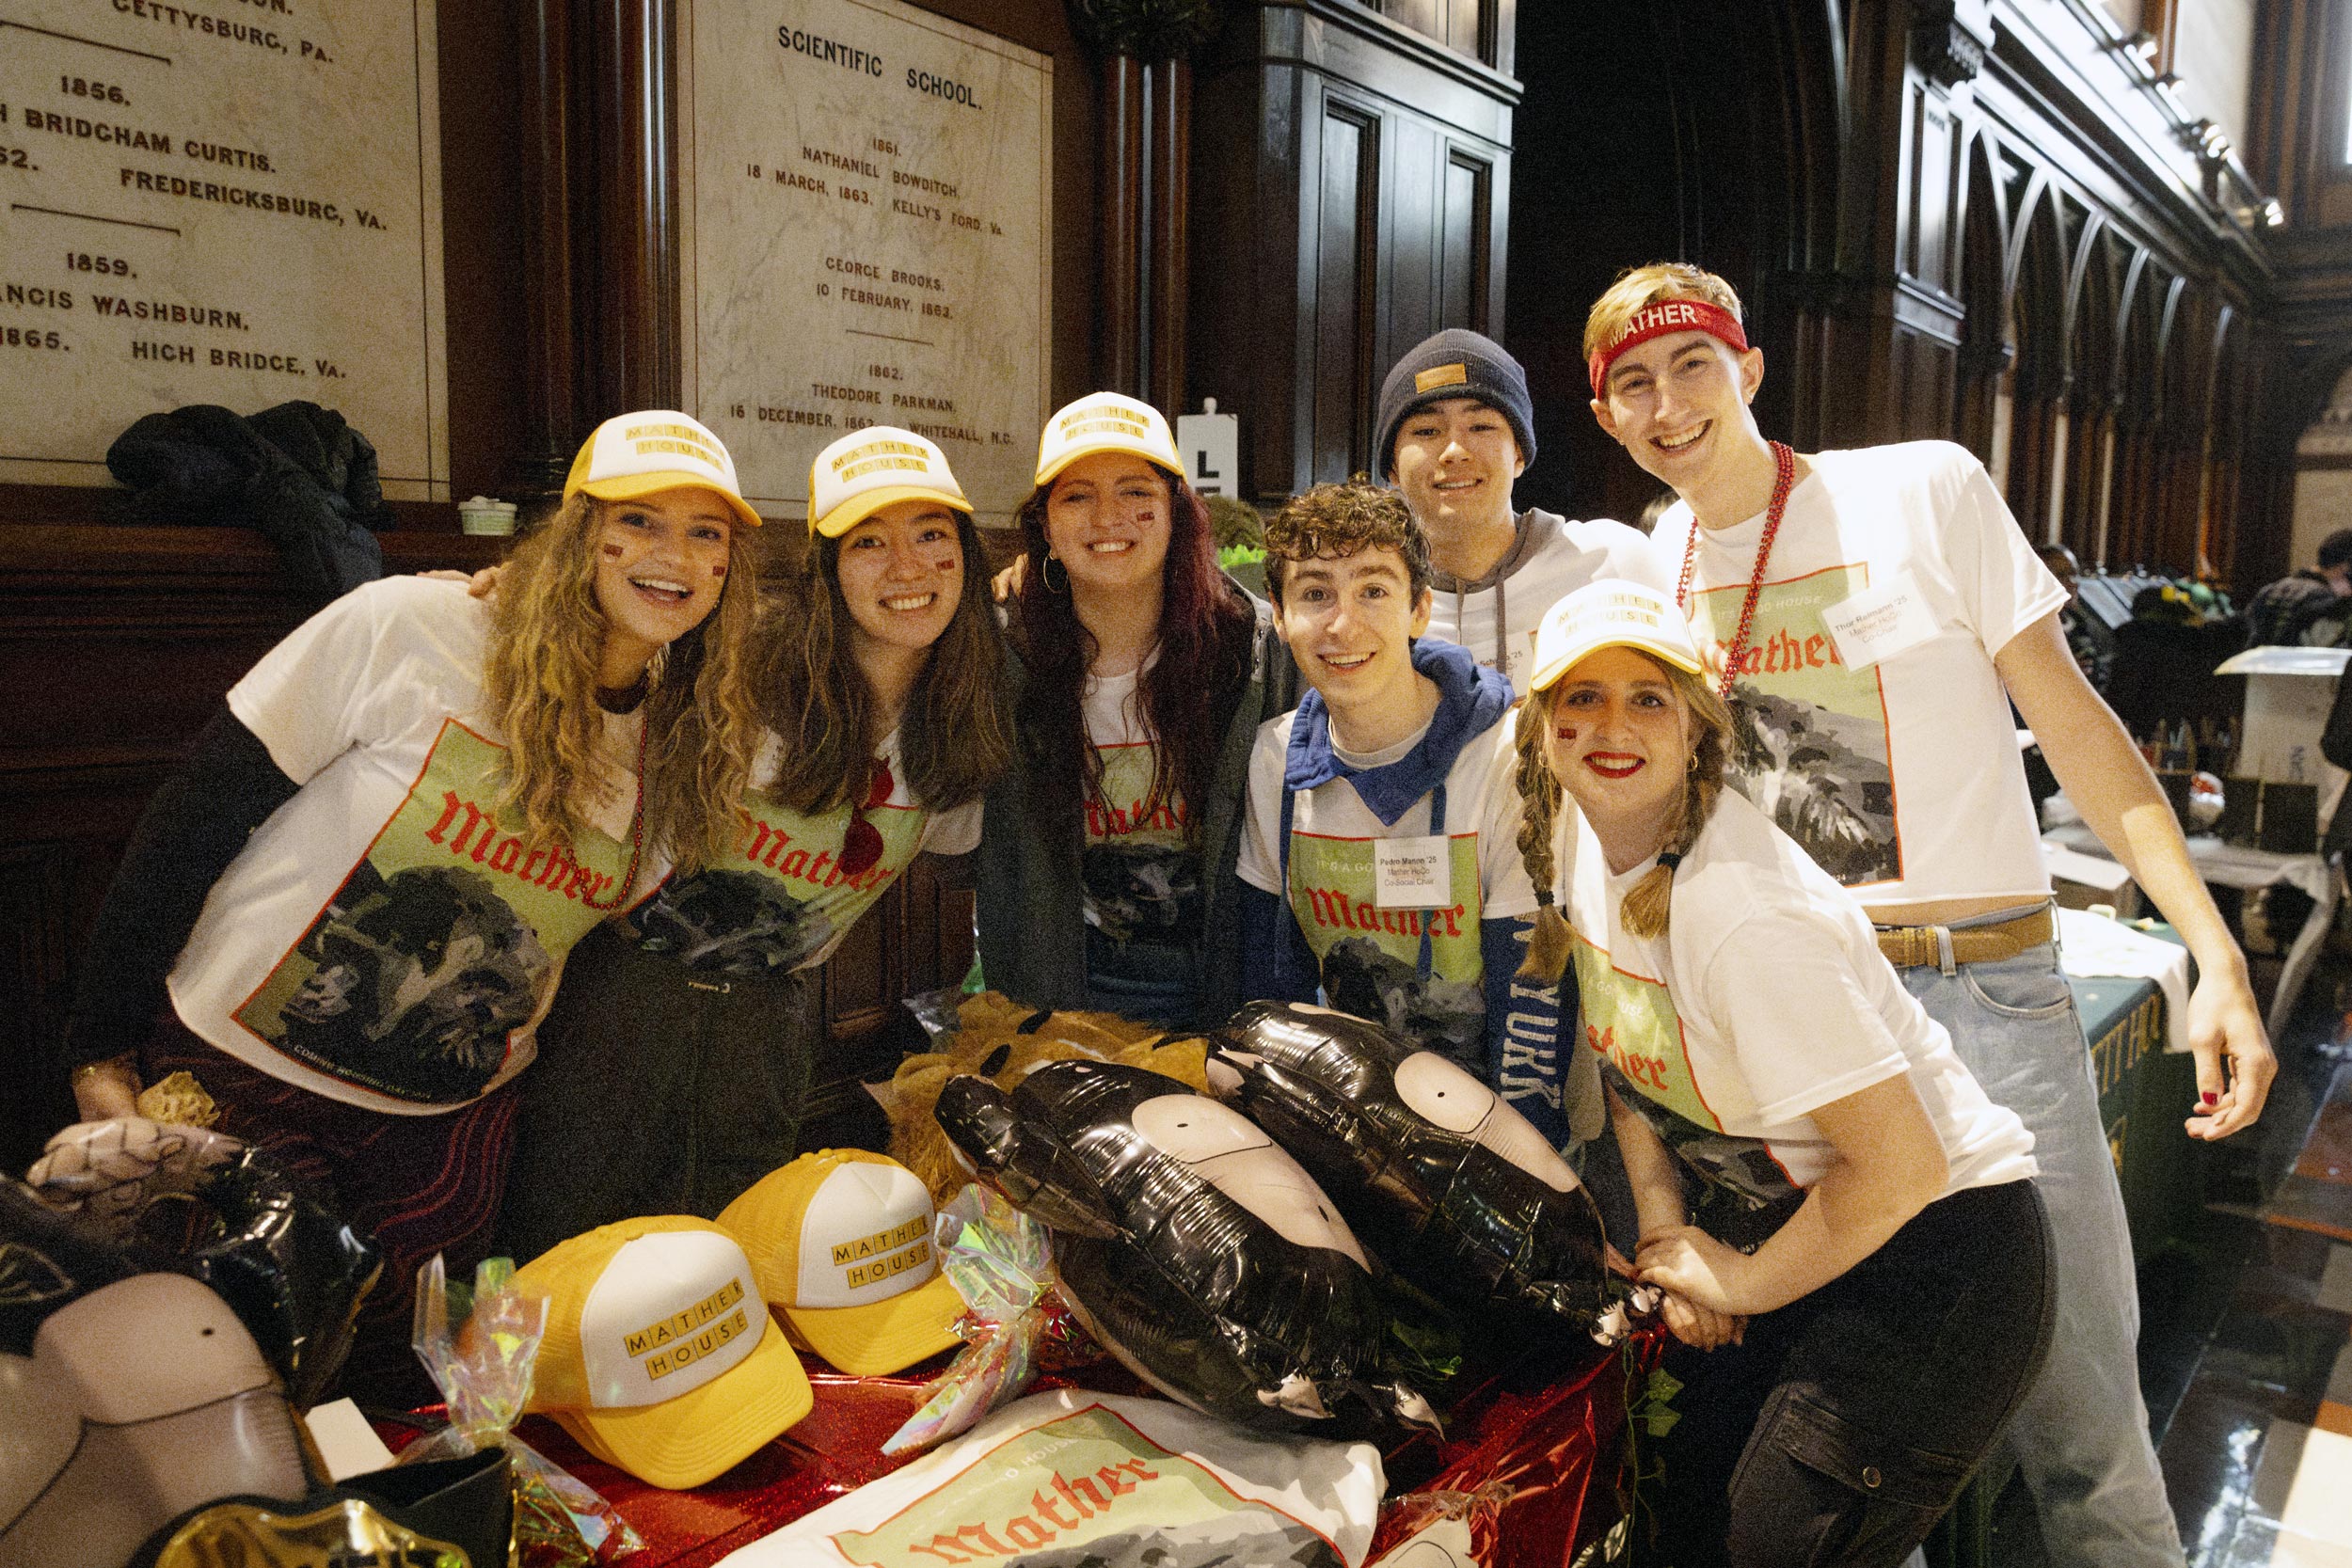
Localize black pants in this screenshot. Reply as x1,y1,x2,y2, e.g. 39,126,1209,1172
1651,1179,2054,1568
496,924,824,1266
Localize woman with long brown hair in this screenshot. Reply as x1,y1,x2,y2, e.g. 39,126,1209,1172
56,411,766,1397
497,427,1010,1263
976,393,1296,1028
1514,580,2048,1567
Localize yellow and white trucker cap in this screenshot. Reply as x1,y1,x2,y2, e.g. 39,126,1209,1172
517,1216,811,1488
1032,392,1183,488
563,410,763,531
806,426,970,539
717,1149,964,1377
1529,580,1706,693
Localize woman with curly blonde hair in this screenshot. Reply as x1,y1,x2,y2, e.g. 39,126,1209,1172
1513,580,2047,1568
56,410,765,1399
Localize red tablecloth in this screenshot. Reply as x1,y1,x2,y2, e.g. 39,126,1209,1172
414,1331,1655,1568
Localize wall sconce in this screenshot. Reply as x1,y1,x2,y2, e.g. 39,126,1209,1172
2264,198,2286,227
2113,30,2159,68
2181,117,2231,162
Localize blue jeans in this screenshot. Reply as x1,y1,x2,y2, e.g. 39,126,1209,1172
1902,927,2185,1568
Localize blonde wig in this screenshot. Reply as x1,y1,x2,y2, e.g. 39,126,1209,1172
1514,657,1735,981
480,492,764,872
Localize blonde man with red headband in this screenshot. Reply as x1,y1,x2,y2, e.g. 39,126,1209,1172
1581,261,2272,1568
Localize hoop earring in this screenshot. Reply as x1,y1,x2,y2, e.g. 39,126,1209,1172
1041,551,1070,594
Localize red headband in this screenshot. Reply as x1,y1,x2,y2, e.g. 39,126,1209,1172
1587,298,1749,397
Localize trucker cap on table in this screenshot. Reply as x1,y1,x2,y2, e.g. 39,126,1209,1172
718,1150,965,1377
1032,392,1183,489
564,411,763,532
516,1216,811,1489
1529,579,1705,693
806,427,971,539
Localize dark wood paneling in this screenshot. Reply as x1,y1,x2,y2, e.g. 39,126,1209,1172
1311,98,1377,480
1441,151,1491,331
1189,1,1517,505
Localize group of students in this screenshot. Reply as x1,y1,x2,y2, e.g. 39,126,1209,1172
56,261,2280,1568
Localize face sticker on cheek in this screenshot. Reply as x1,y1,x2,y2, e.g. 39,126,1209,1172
711,562,727,578
1557,726,1578,742
603,542,625,558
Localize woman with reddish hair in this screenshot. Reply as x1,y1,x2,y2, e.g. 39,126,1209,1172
976,393,1296,1027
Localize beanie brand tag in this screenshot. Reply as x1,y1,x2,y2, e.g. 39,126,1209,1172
1414,363,1470,394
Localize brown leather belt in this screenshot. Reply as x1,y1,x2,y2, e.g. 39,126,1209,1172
1873,907,2054,970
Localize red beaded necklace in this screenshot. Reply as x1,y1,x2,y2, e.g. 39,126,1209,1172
580,712,649,913
1674,439,1796,700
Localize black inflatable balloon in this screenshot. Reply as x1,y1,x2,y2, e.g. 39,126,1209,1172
26,1119,382,1408
1208,1002,1615,1342
936,1060,1452,1434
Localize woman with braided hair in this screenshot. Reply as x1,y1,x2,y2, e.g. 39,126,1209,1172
1514,579,2049,1568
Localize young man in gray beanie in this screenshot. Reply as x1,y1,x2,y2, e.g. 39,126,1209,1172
1376,327,1669,692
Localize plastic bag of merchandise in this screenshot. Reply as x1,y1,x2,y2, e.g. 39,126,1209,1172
717,1388,1385,1567
403,1252,644,1566
880,1184,1056,1455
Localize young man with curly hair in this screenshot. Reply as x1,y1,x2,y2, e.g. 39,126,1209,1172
1235,480,1587,1148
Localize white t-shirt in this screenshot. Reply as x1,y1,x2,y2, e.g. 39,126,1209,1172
621,729,981,975
716,1389,1383,1568
1423,511,1673,692
1236,706,1537,1064
1649,442,2066,905
1563,788,2035,1207
1080,664,1202,945
177,578,650,1114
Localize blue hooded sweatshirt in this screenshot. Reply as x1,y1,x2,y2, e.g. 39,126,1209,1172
1240,639,1575,1148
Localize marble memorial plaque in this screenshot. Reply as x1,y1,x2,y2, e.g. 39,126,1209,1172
0,2,448,498
680,0,1051,524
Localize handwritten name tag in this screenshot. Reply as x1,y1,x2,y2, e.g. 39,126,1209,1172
1820,573,1938,670
1375,834,1451,909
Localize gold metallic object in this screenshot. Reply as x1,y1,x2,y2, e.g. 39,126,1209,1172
135,1070,220,1128
149,1497,476,1568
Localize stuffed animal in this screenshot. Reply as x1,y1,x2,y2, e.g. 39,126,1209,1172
870,991,1210,1204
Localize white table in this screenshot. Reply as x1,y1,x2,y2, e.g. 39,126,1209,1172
2042,826,2343,1038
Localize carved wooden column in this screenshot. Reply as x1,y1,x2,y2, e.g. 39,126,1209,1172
1099,54,1145,396
1068,2,1216,408
594,0,682,415
508,0,585,501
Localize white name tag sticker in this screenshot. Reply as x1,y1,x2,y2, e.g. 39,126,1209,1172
1820,573,1938,670
1375,834,1451,909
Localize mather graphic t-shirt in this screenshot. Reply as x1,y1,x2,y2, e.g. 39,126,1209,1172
620,729,982,976
1649,442,2066,905
1236,708,1537,1067
172,578,648,1115
1563,789,2034,1210
1080,665,1203,947
719,1389,1382,1568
